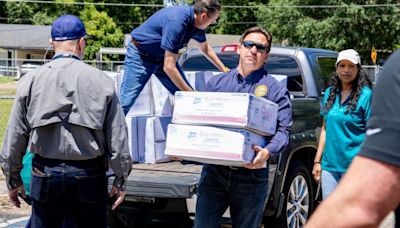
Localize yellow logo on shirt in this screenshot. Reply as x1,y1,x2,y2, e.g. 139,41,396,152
255,85,268,97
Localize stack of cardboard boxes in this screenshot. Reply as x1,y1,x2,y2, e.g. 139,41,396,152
118,72,215,164
165,91,279,166
116,71,280,166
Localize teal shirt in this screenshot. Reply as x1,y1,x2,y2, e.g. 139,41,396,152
321,86,373,172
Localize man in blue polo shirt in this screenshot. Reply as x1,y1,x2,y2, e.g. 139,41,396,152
119,0,228,114
194,27,292,228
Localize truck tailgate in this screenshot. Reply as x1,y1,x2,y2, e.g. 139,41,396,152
109,161,202,199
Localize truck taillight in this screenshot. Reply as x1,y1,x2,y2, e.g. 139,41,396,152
221,45,238,52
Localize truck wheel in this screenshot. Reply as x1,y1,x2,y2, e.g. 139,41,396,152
276,162,314,228
107,207,147,228
107,208,127,228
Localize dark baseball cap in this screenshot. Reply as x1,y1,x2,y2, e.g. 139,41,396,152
51,14,89,41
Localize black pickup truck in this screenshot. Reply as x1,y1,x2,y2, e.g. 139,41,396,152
108,45,338,228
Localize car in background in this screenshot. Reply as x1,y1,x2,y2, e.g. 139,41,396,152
18,61,42,78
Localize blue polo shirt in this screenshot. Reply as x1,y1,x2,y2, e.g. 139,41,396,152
131,6,206,60
205,68,293,160
321,86,372,172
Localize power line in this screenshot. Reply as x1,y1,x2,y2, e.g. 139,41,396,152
265,3,400,9
2,13,400,27
0,0,400,9
0,0,164,7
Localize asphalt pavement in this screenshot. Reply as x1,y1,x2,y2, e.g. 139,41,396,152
0,176,395,227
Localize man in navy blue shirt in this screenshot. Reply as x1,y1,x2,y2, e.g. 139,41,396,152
119,0,228,114
194,27,292,228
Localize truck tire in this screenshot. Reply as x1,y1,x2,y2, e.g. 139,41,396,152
107,208,126,228
107,207,147,228
273,162,314,228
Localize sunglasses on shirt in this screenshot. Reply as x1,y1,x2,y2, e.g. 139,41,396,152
241,40,268,53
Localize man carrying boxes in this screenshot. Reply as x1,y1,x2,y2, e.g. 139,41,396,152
166,92,279,165
167,27,292,227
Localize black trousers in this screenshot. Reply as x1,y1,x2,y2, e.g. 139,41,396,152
28,156,107,228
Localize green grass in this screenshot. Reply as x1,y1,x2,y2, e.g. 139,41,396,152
0,76,17,84
0,99,14,149
0,76,17,96
0,88,16,96
0,77,17,148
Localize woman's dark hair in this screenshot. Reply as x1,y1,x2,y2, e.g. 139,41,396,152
323,65,372,114
193,0,221,16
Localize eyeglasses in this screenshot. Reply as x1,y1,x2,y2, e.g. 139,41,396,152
242,40,268,53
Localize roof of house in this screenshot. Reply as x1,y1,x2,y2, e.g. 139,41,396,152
122,33,241,50
100,33,241,57
0,24,51,50
0,23,241,52
187,34,241,49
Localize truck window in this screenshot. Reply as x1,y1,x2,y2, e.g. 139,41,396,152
316,57,336,91
181,54,239,71
181,53,303,92
264,55,303,92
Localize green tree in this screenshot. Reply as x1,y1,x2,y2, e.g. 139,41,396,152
80,5,124,60
95,0,161,34
4,1,35,24
255,0,400,64
32,0,83,25
210,0,269,35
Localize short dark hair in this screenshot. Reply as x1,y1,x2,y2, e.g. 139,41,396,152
193,0,221,16
240,27,273,52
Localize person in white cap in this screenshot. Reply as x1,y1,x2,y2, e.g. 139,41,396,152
311,49,373,199
306,50,400,228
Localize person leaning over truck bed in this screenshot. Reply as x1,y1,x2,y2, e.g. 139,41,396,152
312,49,373,199
306,50,400,228
193,26,292,228
119,0,228,115
0,14,132,228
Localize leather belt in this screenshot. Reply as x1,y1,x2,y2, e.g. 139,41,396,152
131,37,140,47
130,37,163,64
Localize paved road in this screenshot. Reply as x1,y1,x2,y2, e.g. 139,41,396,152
0,216,30,228
0,175,30,228
0,177,396,227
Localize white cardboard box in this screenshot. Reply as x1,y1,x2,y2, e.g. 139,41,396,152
184,71,216,91
125,82,154,117
165,124,267,166
125,116,138,162
129,115,172,163
145,116,171,164
270,74,288,88
150,75,170,115
173,92,278,136
122,74,168,117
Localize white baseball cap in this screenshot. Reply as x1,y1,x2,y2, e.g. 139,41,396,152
336,49,361,66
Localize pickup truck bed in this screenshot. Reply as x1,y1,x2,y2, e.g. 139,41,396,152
118,161,202,199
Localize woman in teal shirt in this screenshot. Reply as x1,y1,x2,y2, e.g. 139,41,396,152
312,49,373,199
